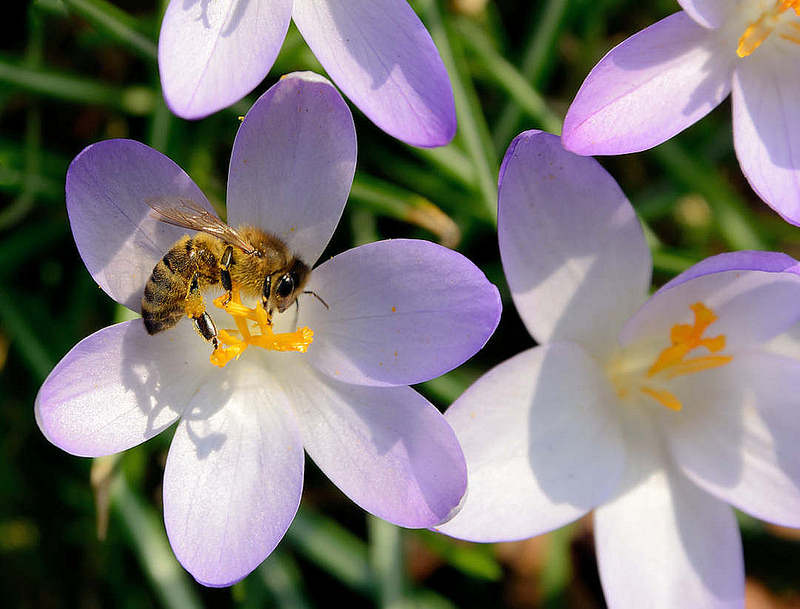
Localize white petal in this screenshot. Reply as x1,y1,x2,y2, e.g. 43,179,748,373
562,12,732,155
664,350,800,527
158,0,292,119
291,0,455,147
596,463,744,609
677,0,729,29
164,364,304,587
66,139,215,311
620,269,800,350
226,72,356,265
437,343,625,542
282,363,466,528
35,319,208,457
732,48,800,224
498,131,650,361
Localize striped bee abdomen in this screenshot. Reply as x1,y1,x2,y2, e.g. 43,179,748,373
141,235,221,335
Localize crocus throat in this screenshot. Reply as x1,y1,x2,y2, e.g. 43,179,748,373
208,287,313,368
612,302,732,412
737,1,800,57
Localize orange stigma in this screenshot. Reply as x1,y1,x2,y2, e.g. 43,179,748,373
638,302,732,412
737,1,800,57
208,287,313,368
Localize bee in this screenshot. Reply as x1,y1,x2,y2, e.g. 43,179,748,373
141,198,315,352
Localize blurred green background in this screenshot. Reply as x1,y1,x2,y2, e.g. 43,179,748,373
2,0,800,607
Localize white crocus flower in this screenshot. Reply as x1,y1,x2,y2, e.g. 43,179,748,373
438,130,800,609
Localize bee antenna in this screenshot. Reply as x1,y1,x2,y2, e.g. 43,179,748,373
303,290,329,310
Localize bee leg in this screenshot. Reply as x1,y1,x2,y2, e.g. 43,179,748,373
219,246,234,305
185,270,205,316
185,270,218,351
194,312,219,351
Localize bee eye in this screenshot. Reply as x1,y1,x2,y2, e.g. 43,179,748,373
276,273,296,299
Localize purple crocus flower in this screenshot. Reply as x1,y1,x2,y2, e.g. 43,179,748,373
35,72,501,587
158,0,456,148
562,0,800,224
437,130,800,609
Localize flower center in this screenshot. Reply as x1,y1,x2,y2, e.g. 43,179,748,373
737,0,800,57
208,287,313,368
610,302,732,412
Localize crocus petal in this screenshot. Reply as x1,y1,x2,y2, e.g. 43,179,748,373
658,250,800,293
163,364,304,587
620,268,800,351
66,139,215,311
562,12,733,155
664,350,800,527
282,362,466,528
297,239,501,387
292,0,455,147
764,321,800,360
437,342,625,542
595,465,744,609
498,131,650,360
35,319,209,457
226,72,356,265
158,0,292,119
677,0,729,29
732,50,800,225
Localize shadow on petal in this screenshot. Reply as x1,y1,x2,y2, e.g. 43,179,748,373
119,318,233,449
525,343,626,512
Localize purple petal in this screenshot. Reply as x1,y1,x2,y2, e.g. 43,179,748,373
297,239,501,387
677,0,729,28
226,72,356,265
620,268,800,351
732,50,800,225
664,350,800,527
658,250,800,293
562,12,733,155
66,139,216,311
283,363,466,527
498,131,650,360
595,465,744,609
163,364,304,587
437,343,625,542
35,319,210,457
292,0,455,147
158,0,292,119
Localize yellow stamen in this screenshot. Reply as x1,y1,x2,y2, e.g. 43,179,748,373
208,287,314,368
640,386,683,412
737,0,800,57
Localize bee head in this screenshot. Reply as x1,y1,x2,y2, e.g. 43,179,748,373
263,259,311,314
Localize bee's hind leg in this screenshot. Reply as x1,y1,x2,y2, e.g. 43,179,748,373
194,312,219,351
219,246,234,305
185,271,218,350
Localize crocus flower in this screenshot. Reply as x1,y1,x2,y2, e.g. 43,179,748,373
36,72,501,587
158,0,456,148
562,0,800,224
437,130,800,608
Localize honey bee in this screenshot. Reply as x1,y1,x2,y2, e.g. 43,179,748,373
141,198,317,352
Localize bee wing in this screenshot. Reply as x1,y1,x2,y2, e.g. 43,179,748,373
145,197,255,254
